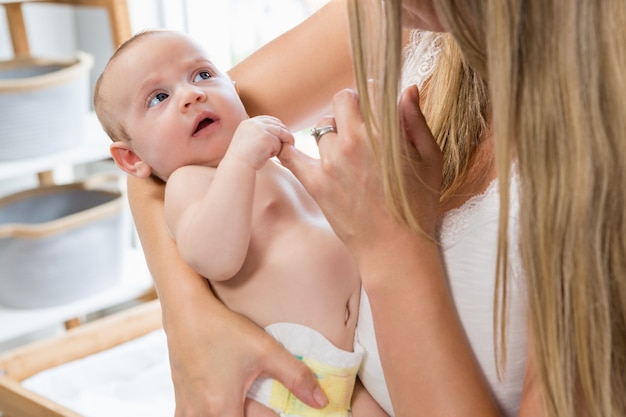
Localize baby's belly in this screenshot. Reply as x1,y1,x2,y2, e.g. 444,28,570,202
213,262,360,352
216,277,360,351
214,215,361,351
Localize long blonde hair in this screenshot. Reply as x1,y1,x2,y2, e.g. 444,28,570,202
349,0,626,415
438,0,626,415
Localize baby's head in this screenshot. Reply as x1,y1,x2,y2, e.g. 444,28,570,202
94,29,248,181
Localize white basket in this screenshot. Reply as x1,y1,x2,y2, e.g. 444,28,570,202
0,177,129,309
0,52,93,161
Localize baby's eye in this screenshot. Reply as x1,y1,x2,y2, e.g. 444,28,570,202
148,92,169,108
193,71,212,82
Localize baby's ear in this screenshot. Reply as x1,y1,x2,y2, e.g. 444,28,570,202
110,142,152,178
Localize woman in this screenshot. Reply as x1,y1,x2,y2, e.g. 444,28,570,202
287,0,625,416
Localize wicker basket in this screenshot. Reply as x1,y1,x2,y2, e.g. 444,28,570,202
0,52,93,161
0,177,129,309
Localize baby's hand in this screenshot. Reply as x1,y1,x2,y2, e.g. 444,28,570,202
227,116,294,170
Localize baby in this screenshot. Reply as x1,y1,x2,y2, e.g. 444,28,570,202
94,29,384,416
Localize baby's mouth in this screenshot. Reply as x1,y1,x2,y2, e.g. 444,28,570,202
194,118,214,135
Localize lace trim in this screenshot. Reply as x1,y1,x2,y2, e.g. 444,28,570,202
402,30,443,90
438,170,521,249
437,177,500,248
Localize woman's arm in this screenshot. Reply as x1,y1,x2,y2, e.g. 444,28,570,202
518,326,546,416
367,87,498,416
228,0,354,131
362,231,499,416
351,380,389,417
279,86,501,415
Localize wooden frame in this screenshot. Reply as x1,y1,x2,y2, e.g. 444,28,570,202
0,300,162,417
2,0,131,57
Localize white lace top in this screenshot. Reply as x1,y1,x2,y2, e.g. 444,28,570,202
356,32,527,416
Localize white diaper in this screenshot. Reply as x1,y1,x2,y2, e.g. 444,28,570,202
247,322,363,417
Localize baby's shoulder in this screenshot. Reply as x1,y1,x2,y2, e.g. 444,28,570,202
165,165,216,203
170,164,215,180
169,164,215,188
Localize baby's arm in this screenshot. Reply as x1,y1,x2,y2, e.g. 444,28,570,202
165,161,253,281
164,116,294,281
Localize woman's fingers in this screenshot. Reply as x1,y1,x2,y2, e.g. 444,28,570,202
399,84,442,165
277,143,319,192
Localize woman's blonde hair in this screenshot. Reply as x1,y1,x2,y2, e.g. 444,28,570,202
347,0,489,230
349,0,626,415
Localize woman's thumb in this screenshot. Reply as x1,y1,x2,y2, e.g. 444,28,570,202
277,143,318,192
399,84,438,158
268,351,328,409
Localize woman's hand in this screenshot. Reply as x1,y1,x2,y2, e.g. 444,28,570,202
166,294,327,417
278,88,389,255
278,85,442,260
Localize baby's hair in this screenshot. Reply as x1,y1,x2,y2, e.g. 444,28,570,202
93,29,170,143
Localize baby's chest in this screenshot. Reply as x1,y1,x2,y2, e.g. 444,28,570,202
250,214,341,266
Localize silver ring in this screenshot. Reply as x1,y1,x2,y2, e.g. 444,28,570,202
310,125,337,143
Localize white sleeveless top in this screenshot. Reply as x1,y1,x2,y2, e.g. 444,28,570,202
357,174,527,416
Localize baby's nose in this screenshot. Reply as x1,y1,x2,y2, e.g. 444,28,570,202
182,87,207,108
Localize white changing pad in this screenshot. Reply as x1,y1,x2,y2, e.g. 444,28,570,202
22,329,175,417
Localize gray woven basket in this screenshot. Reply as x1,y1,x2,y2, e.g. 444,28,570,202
0,177,128,308
0,52,93,161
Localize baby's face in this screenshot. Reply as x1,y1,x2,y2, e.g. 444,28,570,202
106,31,248,180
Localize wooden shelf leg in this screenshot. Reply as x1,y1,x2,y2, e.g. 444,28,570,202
4,3,30,57
105,0,132,47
